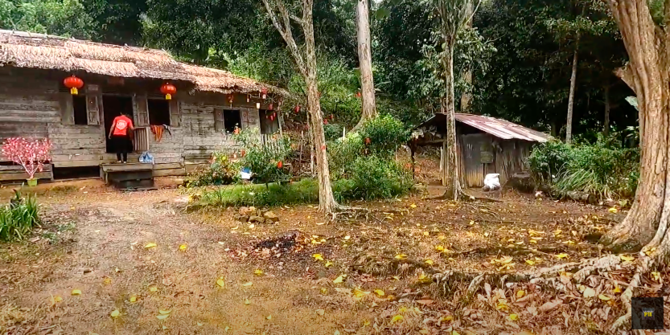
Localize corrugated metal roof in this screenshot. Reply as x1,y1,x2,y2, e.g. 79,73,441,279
418,113,552,143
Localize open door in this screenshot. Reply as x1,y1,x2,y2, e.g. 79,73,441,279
103,96,134,154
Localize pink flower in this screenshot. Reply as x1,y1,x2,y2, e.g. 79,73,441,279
1,138,52,179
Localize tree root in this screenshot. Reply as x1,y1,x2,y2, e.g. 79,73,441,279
446,246,568,257
329,205,371,221
610,256,652,332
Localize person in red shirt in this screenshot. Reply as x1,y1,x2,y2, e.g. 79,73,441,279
108,112,134,163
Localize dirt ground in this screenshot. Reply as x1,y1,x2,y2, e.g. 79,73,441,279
0,179,668,335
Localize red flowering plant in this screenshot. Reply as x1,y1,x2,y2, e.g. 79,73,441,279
1,138,52,180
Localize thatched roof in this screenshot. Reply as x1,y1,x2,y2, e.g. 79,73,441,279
0,30,284,95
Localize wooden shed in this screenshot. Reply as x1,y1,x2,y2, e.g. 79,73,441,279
0,30,285,182
413,113,552,188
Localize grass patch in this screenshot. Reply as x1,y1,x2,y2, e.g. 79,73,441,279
0,192,40,242
199,176,413,208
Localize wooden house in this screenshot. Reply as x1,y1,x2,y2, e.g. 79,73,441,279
413,113,552,188
0,30,285,182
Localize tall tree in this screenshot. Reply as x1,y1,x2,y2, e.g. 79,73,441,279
600,0,670,258
261,0,338,213
565,33,579,144
355,0,377,128
430,0,478,200
460,0,473,112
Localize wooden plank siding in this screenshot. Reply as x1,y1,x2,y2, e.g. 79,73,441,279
0,68,269,182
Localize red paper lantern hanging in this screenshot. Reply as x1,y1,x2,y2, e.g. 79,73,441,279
294,106,301,113
268,103,274,111
227,94,235,106
261,87,268,100
323,119,329,125
63,75,84,95
355,91,361,98
365,137,371,145
277,161,283,169
160,83,177,100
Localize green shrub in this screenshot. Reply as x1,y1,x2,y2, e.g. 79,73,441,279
529,140,640,199
234,128,293,184
335,156,414,201
0,191,40,242
324,123,344,141
186,152,240,187
359,115,411,158
200,179,319,207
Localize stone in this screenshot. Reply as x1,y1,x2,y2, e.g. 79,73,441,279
249,216,265,224
239,206,254,216
234,214,250,222
263,211,280,223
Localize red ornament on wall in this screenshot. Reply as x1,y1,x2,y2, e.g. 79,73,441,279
160,83,177,100
261,87,268,99
63,75,84,95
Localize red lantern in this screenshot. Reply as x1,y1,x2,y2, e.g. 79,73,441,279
277,161,283,169
160,83,177,100
323,119,329,125
356,91,361,98
261,87,268,99
63,75,84,95
228,94,235,106
365,137,371,145
269,103,274,111
241,149,246,157
294,106,301,113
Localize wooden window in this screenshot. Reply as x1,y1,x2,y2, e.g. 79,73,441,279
148,99,171,126
224,110,241,133
73,95,88,125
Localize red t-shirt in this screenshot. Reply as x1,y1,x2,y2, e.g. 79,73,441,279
112,115,133,136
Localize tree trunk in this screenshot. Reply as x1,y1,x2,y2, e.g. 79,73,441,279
443,39,462,200
460,0,473,112
565,35,579,145
303,2,338,213
604,85,610,136
600,0,670,257
355,0,377,129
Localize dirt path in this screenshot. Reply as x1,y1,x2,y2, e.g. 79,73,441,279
1,189,365,334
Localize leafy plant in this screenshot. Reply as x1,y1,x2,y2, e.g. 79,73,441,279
359,115,411,159
336,155,414,201
0,191,40,242
234,128,293,185
186,152,240,187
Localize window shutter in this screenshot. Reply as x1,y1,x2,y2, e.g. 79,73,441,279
169,99,181,127
133,95,149,126
86,95,100,125
59,93,74,125
214,109,224,132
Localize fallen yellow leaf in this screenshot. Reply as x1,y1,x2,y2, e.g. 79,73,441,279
320,288,327,294
159,309,171,315
395,254,407,260
516,290,525,298
144,242,157,249
613,286,622,293
324,261,333,267
71,289,82,296
312,254,324,261
435,245,445,252
179,244,187,251
333,274,346,284
254,269,263,276
620,255,634,262
509,313,519,321
156,314,169,320
52,295,63,304
103,277,112,285
374,289,385,297
391,315,404,323
216,278,225,288
242,282,253,287
556,253,569,259
424,259,434,265
440,315,454,322
608,207,618,214
410,204,417,209
651,271,661,282
149,286,158,292
598,294,611,301
352,288,366,298
244,299,250,305
110,310,120,318
266,315,272,320
129,295,137,303
525,260,536,265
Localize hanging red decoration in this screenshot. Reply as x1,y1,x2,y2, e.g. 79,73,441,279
294,106,301,113
329,115,334,121
365,137,371,145
277,161,283,169
261,87,268,99
160,83,177,100
323,119,329,125
355,91,361,98
247,94,251,103
63,75,84,95
268,103,274,111
227,94,235,106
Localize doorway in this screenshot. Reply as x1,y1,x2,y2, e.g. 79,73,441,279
103,95,134,154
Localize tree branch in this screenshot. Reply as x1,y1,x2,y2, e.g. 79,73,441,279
614,65,636,94
261,0,308,77
290,14,304,25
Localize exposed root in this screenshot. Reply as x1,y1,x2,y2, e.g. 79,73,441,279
446,246,568,257
461,190,502,203
610,256,652,332
329,205,371,221
352,251,436,276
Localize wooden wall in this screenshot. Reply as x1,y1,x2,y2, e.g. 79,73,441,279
0,68,268,182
